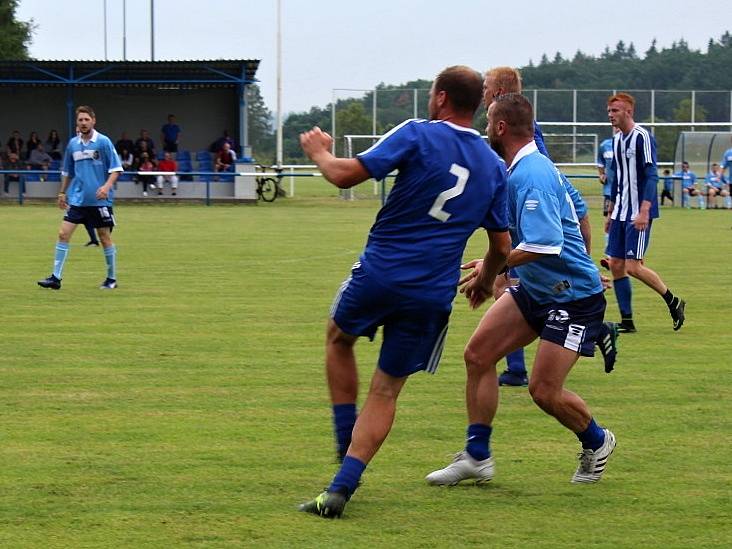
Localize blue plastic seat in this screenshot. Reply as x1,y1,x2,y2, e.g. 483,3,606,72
196,150,212,162
176,150,191,161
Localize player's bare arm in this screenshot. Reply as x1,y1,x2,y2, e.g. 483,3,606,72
300,126,370,188
57,175,70,209
461,230,510,309
96,170,120,200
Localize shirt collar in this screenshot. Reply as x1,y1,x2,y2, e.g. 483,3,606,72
507,140,538,173
79,129,99,144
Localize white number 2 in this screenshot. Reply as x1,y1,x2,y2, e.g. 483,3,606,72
429,163,470,222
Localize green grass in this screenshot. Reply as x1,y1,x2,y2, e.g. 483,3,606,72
0,193,730,548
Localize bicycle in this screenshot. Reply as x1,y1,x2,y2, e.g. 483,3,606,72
255,165,280,202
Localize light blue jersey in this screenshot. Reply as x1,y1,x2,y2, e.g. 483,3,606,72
597,138,615,197
62,130,122,207
674,169,697,190
721,147,732,176
507,142,602,304
705,170,727,190
357,119,508,305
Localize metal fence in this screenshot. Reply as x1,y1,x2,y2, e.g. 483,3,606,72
332,88,732,162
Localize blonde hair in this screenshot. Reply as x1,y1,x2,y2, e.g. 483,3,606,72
486,67,522,94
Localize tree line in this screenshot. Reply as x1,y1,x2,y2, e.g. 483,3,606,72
250,32,732,164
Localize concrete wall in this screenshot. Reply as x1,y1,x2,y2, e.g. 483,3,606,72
0,87,239,155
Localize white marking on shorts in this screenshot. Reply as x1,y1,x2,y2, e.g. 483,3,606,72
564,323,586,353
425,323,449,374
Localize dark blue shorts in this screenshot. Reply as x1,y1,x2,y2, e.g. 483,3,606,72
509,285,606,357
64,205,116,229
606,218,652,260
330,263,451,377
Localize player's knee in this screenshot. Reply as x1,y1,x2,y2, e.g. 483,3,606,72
528,381,558,412
463,342,494,373
625,261,642,277
326,320,355,348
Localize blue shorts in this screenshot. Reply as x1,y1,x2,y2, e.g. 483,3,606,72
330,263,451,377
64,205,116,229
509,285,606,357
606,218,652,260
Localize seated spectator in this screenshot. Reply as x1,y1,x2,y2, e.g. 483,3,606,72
660,168,674,206
136,152,156,197
45,129,63,160
156,151,179,196
28,143,53,180
160,114,181,153
119,148,135,171
134,129,156,158
26,131,41,160
6,130,23,157
675,161,703,208
116,132,134,156
215,142,236,173
704,163,731,209
210,130,235,153
3,151,25,195
135,139,152,165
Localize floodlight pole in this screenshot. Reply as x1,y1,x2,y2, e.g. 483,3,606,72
150,0,155,61
275,0,283,168
103,0,108,60
122,0,127,61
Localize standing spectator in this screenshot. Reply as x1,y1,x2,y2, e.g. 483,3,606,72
45,130,63,160
3,151,25,195
675,161,703,208
704,163,730,209
26,131,42,160
160,114,181,153
605,93,685,333
36,105,123,291
156,151,179,196
116,132,134,156
137,152,156,197
6,130,23,157
210,130,234,153
134,130,156,159
660,168,674,206
29,143,53,180
215,142,236,173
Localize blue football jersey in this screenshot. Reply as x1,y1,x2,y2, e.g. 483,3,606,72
533,122,551,159
704,171,727,189
673,170,697,189
62,130,122,207
597,138,615,196
356,119,508,304
721,147,732,175
610,125,659,221
507,142,602,304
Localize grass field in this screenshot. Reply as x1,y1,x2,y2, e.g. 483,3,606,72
1,191,731,548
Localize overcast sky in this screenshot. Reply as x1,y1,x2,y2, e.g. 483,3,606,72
17,0,730,114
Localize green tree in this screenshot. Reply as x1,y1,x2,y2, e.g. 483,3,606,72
0,0,34,59
246,84,274,162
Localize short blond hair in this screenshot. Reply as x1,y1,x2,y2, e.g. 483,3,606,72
486,67,522,94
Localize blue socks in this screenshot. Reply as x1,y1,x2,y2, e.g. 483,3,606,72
576,418,605,450
466,423,492,461
328,455,366,498
53,242,69,279
613,276,633,319
506,348,526,375
104,245,116,280
332,403,357,460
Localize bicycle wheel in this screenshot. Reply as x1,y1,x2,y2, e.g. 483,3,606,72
259,178,278,202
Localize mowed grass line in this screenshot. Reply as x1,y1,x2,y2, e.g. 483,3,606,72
0,199,730,548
